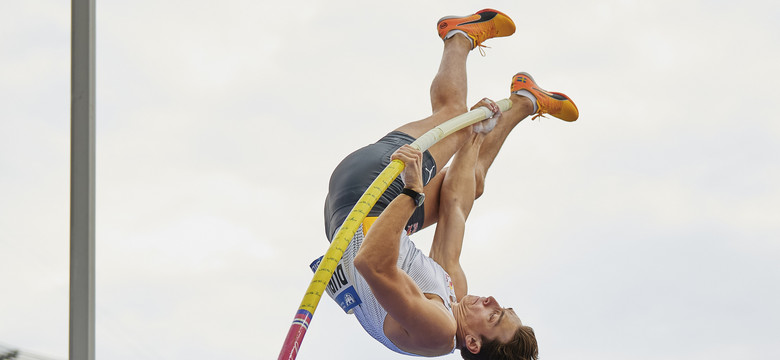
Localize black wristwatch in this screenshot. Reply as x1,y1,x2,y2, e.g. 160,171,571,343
401,188,425,208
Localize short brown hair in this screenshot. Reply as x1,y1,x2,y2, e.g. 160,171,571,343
460,325,538,360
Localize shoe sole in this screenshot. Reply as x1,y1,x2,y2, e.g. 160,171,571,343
437,9,504,32
438,9,496,24
437,15,465,23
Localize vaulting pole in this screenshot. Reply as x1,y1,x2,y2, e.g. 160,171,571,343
278,99,512,360
70,0,96,359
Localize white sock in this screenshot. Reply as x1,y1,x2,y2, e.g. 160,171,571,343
444,30,474,49
512,89,538,113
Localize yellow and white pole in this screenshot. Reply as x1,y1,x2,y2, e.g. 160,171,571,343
278,99,512,360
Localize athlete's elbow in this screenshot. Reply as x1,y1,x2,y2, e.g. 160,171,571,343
354,253,379,275
353,253,370,274
354,253,391,279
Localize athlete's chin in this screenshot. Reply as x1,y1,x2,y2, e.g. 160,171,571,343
459,294,480,306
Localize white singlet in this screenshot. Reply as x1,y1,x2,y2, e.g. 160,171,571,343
338,226,458,356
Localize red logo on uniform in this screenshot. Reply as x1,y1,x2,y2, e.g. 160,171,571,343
406,223,419,235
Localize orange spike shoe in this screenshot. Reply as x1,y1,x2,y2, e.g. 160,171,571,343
511,72,579,122
437,9,516,50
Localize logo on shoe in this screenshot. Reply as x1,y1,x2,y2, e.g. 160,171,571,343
533,87,551,98
459,11,497,26
439,22,448,30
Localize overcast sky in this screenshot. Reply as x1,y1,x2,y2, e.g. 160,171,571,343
1,1,779,359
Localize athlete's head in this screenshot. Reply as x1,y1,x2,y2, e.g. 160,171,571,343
456,295,538,360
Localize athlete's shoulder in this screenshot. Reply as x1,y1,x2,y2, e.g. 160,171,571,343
384,297,457,356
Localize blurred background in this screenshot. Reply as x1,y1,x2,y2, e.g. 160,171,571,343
1,1,779,359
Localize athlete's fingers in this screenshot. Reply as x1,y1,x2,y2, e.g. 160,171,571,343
392,145,424,190
470,97,495,111
472,98,501,134
470,97,501,116
470,98,486,111
487,98,499,114
391,145,422,164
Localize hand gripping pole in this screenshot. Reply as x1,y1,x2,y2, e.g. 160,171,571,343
278,99,512,360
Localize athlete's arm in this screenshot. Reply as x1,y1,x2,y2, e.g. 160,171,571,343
428,130,485,301
354,145,457,354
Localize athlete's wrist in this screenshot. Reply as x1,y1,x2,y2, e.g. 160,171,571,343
404,184,423,193
401,187,425,208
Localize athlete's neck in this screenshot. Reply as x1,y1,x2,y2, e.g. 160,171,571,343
451,301,468,348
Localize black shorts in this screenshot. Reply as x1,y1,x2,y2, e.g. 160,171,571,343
324,131,438,241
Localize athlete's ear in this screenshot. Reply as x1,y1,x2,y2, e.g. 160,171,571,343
465,334,481,354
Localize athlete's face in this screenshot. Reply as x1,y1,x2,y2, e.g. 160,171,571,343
460,295,522,344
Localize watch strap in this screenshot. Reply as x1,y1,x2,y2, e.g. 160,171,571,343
401,188,424,207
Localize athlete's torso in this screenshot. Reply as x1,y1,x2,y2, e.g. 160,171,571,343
339,226,458,356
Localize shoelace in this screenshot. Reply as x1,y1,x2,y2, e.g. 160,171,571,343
471,30,491,56
476,43,489,56
531,111,547,120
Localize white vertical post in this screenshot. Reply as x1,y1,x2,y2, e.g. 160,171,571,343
70,0,96,359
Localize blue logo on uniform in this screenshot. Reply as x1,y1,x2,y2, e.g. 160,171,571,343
336,286,361,313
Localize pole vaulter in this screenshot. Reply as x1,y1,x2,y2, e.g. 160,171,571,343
278,100,512,360
278,7,580,359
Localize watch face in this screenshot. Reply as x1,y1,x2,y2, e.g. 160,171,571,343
417,193,425,207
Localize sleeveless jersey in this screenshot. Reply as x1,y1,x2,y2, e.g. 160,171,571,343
339,226,458,356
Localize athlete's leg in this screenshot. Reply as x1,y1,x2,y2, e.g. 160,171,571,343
473,94,535,198
472,71,581,197
396,8,517,172
325,34,480,238
391,33,474,233
421,95,533,228
423,71,581,228
394,34,473,170
326,10,516,235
